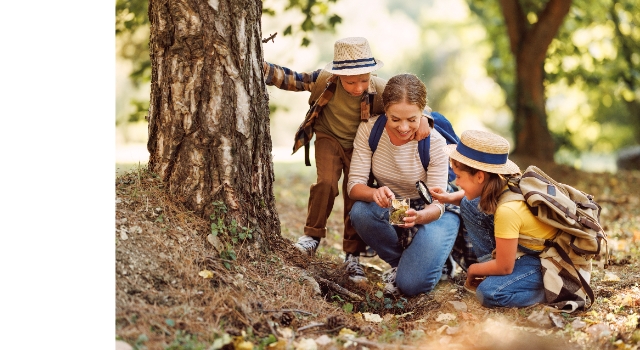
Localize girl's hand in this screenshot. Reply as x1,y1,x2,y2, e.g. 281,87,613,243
372,186,394,208
430,186,449,203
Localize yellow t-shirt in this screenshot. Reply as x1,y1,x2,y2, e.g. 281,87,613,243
314,77,363,149
494,200,558,251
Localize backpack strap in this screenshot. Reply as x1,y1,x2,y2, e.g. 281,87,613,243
368,114,431,170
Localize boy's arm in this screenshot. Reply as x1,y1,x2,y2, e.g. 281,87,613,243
262,61,322,92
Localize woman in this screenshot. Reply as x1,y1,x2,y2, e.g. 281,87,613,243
347,74,459,296
431,130,551,308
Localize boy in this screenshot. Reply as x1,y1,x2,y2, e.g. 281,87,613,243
263,37,431,282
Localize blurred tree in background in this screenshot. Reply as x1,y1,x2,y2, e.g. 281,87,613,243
469,0,639,160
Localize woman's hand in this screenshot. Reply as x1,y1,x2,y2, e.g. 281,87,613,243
398,208,418,228
372,186,394,208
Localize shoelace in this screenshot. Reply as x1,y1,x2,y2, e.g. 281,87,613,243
382,267,397,284
296,236,318,251
345,256,365,277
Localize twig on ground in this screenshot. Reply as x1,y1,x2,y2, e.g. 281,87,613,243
297,322,325,332
316,277,363,301
261,309,313,315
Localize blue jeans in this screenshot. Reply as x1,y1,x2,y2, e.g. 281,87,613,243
460,197,546,308
350,200,459,296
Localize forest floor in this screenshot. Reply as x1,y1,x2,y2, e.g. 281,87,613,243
115,156,640,350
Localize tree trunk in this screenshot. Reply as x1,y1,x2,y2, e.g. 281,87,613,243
500,0,571,160
146,0,280,244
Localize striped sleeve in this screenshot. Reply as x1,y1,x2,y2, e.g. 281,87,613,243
263,61,321,92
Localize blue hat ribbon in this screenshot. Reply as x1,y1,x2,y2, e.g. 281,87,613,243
456,142,507,165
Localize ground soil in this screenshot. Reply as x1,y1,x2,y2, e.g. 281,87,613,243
115,157,640,350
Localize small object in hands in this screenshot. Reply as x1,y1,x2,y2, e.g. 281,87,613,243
415,180,433,205
389,197,410,225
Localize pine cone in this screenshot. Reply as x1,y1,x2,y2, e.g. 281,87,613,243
326,315,346,330
280,312,294,326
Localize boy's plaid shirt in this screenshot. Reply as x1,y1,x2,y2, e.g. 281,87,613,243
263,62,375,161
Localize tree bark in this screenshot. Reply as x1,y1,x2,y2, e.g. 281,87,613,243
500,0,571,159
146,0,280,244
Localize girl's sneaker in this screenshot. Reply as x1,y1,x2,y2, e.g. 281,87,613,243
382,267,399,296
344,253,368,283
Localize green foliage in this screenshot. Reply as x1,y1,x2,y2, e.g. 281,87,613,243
263,0,342,46
468,0,640,153
209,201,253,269
342,302,354,313
165,330,208,350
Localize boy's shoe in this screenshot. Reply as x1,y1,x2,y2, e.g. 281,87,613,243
382,267,400,296
360,246,377,258
344,253,368,283
294,235,319,256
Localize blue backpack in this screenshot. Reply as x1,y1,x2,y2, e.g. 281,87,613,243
368,111,459,183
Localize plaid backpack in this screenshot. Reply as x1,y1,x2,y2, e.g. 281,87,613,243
498,165,609,312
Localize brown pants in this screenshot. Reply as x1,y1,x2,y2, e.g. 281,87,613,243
304,131,366,254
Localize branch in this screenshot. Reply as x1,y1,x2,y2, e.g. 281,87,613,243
261,309,313,315
262,32,277,43
499,0,527,56
523,0,572,65
316,277,363,301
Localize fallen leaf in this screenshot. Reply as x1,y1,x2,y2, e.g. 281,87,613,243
119,229,128,241
549,312,565,328
527,310,552,328
586,323,612,340
338,328,357,338
571,318,587,329
448,300,467,312
277,328,294,339
268,339,287,350
207,234,224,252
436,325,449,334
603,272,621,282
314,335,332,346
294,338,316,350
235,340,254,350
198,270,214,279
363,313,383,323
436,313,457,323
446,326,460,335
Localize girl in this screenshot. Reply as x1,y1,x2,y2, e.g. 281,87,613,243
432,130,556,308
347,73,459,296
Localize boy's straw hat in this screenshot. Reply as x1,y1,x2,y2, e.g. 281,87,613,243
324,37,384,76
443,130,521,174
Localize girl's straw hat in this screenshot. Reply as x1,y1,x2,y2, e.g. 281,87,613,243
443,130,521,174
324,37,384,75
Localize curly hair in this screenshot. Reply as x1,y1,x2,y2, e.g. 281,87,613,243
382,73,430,112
